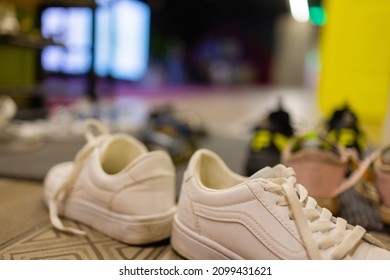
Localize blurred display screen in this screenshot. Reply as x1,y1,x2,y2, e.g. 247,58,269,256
41,7,93,74
40,0,151,81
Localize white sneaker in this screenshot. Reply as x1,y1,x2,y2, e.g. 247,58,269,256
43,119,176,245
171,148,390,259
0,95,42,154
0,2,20,35
0,95,16,129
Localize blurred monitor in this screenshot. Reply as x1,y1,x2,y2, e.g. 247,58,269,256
39,0,151,81
95,0,151,80
40,7,93,75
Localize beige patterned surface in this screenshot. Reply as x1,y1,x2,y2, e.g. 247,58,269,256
0,220,182,260
0,178,183,260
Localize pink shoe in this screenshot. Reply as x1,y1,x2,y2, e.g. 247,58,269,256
282,132,359,213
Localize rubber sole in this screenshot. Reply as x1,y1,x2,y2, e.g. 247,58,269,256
170,216,243,260
63,198,176,245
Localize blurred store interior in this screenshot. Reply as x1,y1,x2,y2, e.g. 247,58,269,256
0,0,390,145
2,0,390,259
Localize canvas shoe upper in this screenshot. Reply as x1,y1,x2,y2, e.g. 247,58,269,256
43,119,176,245
171,148,390,260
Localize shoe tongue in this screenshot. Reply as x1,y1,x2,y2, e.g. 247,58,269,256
247,164,293,180
247,164,297,189
247,166,276,180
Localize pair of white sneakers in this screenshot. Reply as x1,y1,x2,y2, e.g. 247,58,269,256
43,119,390,259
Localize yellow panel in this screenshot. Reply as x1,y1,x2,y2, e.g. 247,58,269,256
318,0,390,143
0,45,36,88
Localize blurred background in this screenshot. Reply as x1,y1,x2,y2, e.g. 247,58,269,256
0,0,312,88
0,0,389,144
1,1,390,256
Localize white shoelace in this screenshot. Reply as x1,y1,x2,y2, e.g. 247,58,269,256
48,119,109,235
264,165,366,260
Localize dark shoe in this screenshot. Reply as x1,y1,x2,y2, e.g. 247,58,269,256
142,104,205,164
245,104,294,176
325,104,365,157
